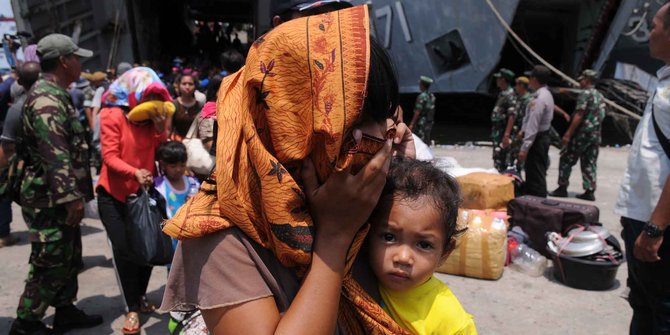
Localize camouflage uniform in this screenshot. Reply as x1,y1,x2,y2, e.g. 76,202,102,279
507,91,532,169
16,73,93,321
557,87,606,191
414,90,436,143
491,86,517,171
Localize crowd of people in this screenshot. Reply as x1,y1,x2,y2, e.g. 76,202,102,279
1,0,670,334
0,25,245,335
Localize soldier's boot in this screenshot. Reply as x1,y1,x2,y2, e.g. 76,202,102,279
53,305,102,332
576,190,595,201
549,185,568,198
9,318,55,335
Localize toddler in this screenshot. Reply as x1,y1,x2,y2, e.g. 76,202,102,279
367,158,476,335
154,141,199,248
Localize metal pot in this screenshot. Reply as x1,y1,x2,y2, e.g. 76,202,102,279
547,231,606,258
566,226,610,242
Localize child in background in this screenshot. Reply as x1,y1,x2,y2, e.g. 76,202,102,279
367,158,477,335
154,141,199,250
154,141,205,334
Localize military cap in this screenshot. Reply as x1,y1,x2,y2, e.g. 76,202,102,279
577,69,598,81
419,75,434,84
493,68,515,81
37,33,93,60
515,76,529,85
271,0,352,17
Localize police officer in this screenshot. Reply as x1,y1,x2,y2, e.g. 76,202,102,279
491,68,517,172
409,75,436,144
518,65,554,197
10,34,102,334
550,69,605,201
504,76,532,170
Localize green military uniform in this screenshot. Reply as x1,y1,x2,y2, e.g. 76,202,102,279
507,91,532,169
414,89,436,144
491,86,517,171
557,87,605,192
16,73,93,321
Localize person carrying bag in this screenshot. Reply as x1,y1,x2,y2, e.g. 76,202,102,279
96,67,172,334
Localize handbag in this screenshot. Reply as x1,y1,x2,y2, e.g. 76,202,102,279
183,118,215,175
125,187,174,266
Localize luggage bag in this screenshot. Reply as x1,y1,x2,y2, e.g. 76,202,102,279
507,196,599,257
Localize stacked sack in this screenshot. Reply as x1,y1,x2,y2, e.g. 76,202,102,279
437,172,514,280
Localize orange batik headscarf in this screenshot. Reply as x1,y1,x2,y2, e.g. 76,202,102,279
162,6,409,335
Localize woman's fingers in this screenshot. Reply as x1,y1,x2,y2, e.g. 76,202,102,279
391,122,416,159
355,138,392,185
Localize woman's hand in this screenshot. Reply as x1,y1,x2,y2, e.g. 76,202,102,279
151,108,167,134
135,168,153,187
392,121,415,159
302,138,392,246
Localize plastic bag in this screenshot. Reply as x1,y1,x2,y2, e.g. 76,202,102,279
125,187,173,266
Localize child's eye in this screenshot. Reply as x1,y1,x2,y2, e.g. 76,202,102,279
418,241,434,250
382,233,395,242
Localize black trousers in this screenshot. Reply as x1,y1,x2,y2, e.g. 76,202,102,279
524,131,550,197
97,187,153,312
622,217,670,335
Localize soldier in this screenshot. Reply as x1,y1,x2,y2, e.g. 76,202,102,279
504,76,532,170
9,34,102,335
491,68,517,172
409,75,436,144
550,69,606,201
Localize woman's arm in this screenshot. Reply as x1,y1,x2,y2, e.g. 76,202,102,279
202,139,393,335
100,109,139,178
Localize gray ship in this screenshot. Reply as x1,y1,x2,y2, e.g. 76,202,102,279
11,0,662,141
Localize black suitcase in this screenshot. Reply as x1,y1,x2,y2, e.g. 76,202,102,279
507,195,599,256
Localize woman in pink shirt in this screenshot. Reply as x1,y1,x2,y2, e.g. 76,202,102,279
96,67,171,334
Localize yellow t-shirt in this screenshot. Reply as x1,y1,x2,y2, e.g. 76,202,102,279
380,276,477,335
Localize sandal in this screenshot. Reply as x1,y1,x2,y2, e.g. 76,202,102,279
122,312,141,335
139,295,157,314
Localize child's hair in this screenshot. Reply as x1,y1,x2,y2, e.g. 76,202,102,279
157,141,188,164
375,157,465,256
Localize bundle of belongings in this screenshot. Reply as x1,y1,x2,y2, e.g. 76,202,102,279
508,196,623,290
436,172,515,280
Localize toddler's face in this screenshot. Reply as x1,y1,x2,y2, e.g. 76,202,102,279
162,161,186,181
368,197,446,292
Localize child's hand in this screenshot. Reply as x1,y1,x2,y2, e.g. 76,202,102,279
302,139,392,246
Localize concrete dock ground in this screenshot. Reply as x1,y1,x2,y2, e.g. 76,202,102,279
0,145,631,334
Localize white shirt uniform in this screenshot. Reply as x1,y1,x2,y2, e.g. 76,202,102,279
615,65,670,222
521,86,554,151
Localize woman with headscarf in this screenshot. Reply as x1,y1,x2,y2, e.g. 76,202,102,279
96,67,172,334
160,5,416,335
